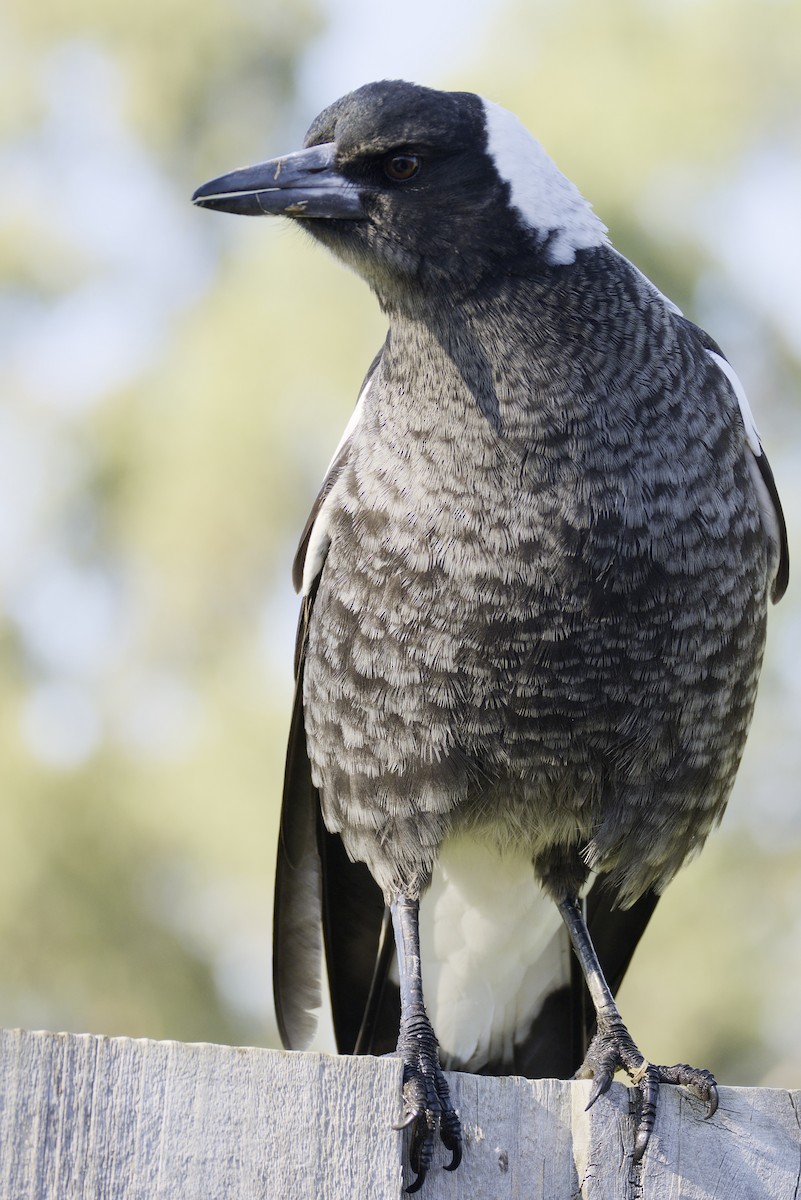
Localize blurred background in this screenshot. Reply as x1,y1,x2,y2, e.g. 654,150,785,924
1,0,800,1087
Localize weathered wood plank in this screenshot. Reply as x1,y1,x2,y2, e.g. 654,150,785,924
636,1083,801,1200
0,1030,402,1199
1,1029,799,1199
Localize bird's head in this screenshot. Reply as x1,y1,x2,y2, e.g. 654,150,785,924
193,80,608,309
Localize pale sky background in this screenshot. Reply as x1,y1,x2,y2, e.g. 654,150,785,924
298,0,497,114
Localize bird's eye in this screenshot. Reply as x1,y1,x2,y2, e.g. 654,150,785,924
383,153,422,182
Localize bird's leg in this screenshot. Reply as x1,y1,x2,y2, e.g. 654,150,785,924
558,895,718,1160
390,894,462,1193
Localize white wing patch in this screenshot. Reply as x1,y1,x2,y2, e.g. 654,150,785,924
612,250,683,316
481,99,609,266
324,374,372,477
301,375,372,596
419,832,570,1072
705,350,786,569
706,350,762,456
301,497,334,596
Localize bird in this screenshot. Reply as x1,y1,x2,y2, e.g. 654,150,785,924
193,79,789,1191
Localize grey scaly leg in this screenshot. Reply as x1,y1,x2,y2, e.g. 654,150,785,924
558,895,718,1160
391,895,462,1193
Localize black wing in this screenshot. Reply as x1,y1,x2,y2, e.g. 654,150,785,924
273,349,390,1052
753,446,789,603
680,317,789,604
272,590,325,1049
273,590,392,1051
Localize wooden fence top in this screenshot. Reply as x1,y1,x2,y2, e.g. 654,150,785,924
1,1028,799,1198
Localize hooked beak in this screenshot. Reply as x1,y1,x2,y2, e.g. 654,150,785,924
192,142,364,219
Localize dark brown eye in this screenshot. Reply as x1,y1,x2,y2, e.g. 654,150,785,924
383,153,422,182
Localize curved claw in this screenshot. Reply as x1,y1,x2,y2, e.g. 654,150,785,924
633,1128,650,1163
405,1168,427,1195
393,1110,418,1132
704,1084,719,1120
585,1071,613,1110
439,1092,463,1171
633,1063,659,1162
443,1140,462,1173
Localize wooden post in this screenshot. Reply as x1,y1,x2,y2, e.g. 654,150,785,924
1,1028,799,1198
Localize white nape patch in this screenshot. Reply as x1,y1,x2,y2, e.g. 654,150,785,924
706,350,762,456
301,377,372,596
419,833,570,1072
481,99,609,266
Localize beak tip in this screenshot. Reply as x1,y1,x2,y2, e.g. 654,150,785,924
191,179,219,205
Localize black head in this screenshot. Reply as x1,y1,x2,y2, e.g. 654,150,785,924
193,80,608,308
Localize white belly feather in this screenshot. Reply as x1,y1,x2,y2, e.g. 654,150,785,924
418,833,571,1072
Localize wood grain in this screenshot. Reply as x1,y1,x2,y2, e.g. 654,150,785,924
1,1029,799,1199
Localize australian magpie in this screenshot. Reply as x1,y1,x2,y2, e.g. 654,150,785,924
193,80,789,1191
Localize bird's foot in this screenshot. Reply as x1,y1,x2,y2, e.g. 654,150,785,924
392,1016,462,1193
576,1017,718,1161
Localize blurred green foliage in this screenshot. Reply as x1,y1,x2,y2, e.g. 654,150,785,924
1,0,800,1089
480,0,801,202
4,0,318,167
